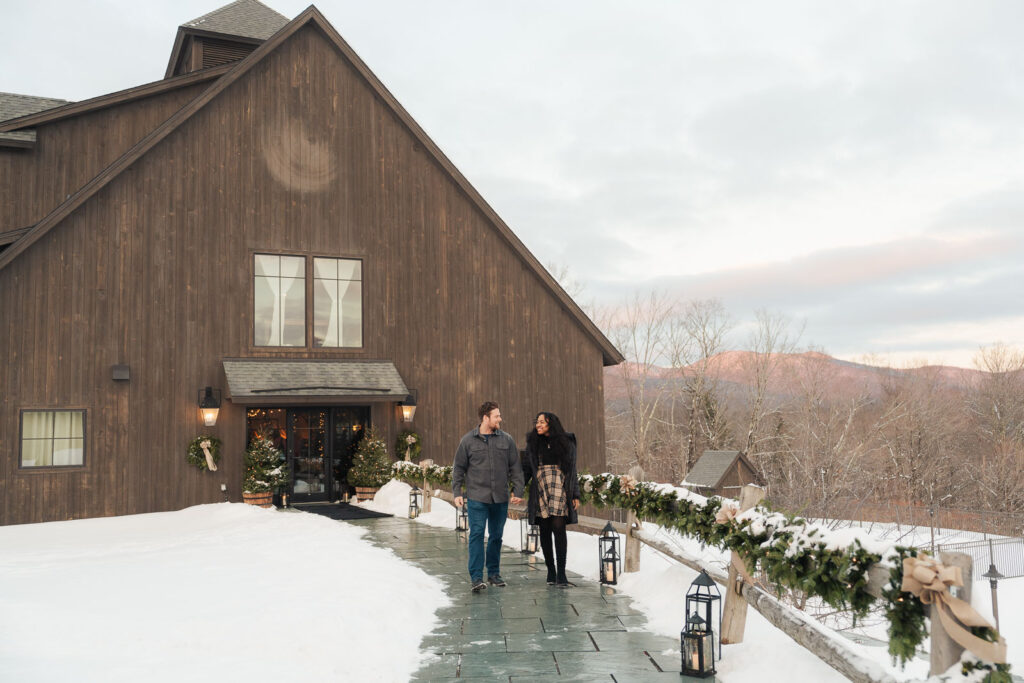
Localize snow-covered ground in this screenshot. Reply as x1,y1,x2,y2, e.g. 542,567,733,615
0,503,448,682
0,484,1018,682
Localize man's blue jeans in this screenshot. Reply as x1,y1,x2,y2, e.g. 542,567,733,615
467,499,508,582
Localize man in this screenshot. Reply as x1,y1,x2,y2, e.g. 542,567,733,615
453,401,525,592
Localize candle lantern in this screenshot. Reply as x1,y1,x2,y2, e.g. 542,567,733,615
454,502,469,532
599,521,620,585
408,486,422,519
680,613,716,678
520,517,540,554
686,569,723,659
527,523,540,554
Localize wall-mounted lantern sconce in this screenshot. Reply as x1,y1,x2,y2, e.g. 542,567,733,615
198,386,222,427
400,390,417,423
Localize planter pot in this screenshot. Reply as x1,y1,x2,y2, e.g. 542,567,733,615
353,486,380,502
243,491,274,508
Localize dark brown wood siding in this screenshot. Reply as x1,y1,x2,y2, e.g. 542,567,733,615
0,82,211,233
0,24,609,525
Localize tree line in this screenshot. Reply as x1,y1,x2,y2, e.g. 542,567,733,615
596,293,1024,522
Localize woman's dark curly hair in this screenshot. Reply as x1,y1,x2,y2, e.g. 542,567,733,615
526,411,573,470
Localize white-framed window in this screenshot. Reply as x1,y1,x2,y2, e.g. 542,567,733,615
20,410,85,468
254,254,306,347
313,257,363,348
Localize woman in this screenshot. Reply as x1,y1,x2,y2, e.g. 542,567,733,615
523,411,581,587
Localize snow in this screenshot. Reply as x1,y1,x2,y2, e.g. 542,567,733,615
1,481,1018,682
0,502,448,682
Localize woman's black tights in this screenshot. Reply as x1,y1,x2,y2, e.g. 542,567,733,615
538,516,568,583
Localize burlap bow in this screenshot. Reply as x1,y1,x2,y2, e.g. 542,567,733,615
901,555,1006,663
200,439,217,472
619,474,637,495
715,503,739,525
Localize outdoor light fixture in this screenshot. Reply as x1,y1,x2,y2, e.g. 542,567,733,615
599,521,621,585
409,486,423,519
519,517,540,554
681,613,716,678
983,539,1005,632
686,570,723,659
455,502,469,532
400,391,417,423
198,386,221,426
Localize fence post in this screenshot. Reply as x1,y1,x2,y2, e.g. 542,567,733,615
929,551,972,676
624,465,644,573
420,459,433,513
721,484,766,645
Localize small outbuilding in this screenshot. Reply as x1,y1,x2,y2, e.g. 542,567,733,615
683,450,762,499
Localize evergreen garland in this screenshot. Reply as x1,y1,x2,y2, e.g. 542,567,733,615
385,466,1010,680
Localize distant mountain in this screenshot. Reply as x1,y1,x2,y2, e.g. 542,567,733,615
604,351,985,402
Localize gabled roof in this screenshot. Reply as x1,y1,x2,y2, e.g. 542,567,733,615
0,93,70,146
182,0,289,40
0,5,624,366
684,450,753,489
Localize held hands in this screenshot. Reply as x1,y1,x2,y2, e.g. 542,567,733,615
511,496,524,505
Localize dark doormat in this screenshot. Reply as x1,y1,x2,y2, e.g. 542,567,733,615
292,502,393,520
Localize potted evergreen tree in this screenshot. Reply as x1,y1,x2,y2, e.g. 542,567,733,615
347,428,392,501
242,435,290,507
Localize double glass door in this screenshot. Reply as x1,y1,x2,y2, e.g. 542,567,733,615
246,406,370,502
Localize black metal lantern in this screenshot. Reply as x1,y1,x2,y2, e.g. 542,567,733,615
520,517,540,554
599,521,620,585
408,486,422,519
400,391,417,423
686,569,723,659
455,502,469,532
198,386,221,426
681,613,716,678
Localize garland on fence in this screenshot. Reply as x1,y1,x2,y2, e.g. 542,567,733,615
388,466,1009,680
392,460,452,489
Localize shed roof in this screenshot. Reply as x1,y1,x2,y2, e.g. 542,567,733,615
0,93,70,145
182,0,289,40
223,359,409,403
684,450,743,488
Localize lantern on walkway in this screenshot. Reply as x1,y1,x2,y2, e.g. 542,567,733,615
599,521,620,585
408,486,422,519
686,569,722,659
455,502,468,532
681,613,716,678
520,517,540,554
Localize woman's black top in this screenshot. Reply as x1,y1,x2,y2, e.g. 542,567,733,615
538,435,565,467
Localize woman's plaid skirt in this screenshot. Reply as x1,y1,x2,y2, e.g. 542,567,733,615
537,464,568,518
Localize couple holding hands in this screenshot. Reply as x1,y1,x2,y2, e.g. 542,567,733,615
452,401,581,593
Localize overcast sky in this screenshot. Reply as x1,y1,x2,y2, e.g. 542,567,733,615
3,1,1023,368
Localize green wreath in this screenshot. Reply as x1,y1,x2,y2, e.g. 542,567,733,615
187,435,222,471
395,429,422,461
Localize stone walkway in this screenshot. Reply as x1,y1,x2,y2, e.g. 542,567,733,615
350,516,717,682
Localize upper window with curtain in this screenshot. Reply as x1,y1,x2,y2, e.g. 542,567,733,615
254,254,306,347
313,257,363,348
